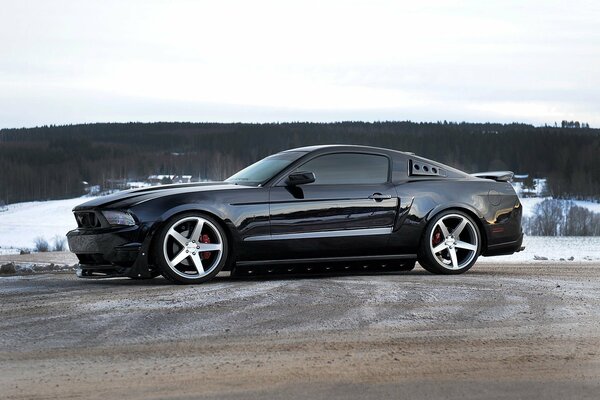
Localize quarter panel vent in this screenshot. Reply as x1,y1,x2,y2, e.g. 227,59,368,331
409,159,444,177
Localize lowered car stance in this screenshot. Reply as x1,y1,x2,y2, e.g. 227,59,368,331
67,145,524,284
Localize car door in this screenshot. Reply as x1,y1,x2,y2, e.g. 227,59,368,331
267,152,399,259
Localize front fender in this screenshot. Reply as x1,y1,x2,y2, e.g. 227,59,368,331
131,200,241,276
157,203,231,225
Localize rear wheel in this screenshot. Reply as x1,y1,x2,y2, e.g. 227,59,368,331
154,212,229,284
418,210,481,274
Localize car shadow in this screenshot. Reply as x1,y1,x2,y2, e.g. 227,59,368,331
223,269,432,282
79,266,433,286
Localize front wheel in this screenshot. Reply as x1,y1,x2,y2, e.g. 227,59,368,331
418,210,481,274
154,212,229,284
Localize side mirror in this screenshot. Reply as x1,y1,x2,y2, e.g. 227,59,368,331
286,171,315,186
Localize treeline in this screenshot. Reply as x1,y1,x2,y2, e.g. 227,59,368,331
561,120,590,129
0,121,599,204
523,199,600,236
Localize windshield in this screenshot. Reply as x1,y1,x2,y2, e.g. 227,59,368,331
225,151,306,186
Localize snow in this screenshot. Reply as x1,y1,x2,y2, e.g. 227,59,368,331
519,197,600,218
511,178,548,197
0,248,21,256
0,263,75,274
0,197,96,250
479,236,600,263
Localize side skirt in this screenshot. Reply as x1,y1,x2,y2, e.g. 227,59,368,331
236,254,417,267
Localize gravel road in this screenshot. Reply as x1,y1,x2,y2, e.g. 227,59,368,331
1,263,600,399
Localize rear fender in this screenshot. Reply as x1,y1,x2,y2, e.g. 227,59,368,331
426,202,485,222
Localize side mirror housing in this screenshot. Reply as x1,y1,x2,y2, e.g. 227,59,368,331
286,171,315,186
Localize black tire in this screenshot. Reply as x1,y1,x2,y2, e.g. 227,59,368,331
153,212,229,284
418,210,481,275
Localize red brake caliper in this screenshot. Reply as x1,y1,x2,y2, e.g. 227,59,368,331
432,227,442,246
201,234,211,259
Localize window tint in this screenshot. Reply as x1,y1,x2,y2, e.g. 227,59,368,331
296,153,389,184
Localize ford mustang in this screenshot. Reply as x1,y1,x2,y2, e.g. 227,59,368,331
67,145,524,283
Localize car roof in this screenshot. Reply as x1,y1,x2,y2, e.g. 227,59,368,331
283,144,413,156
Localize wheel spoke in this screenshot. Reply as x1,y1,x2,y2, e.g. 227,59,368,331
452,217,468,237
190,219,204,242
432,243,448,254
198,242,222,252
190,253,204,274
437,220,450,237
449,247,459,269
169,250,188,267
168,229,189,246
455,240,477,251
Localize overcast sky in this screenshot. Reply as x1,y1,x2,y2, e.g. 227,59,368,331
1,0,599,128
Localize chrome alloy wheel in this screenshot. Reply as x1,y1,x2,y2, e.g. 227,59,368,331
162,216,223,279
429,213,478,270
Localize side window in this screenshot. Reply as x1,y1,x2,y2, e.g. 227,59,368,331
296,153,389,184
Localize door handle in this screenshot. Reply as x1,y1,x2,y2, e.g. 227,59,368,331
369,193,392,201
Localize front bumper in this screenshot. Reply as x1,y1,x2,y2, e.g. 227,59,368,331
67,225,155,278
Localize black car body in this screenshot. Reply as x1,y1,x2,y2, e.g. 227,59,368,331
67,145,524,283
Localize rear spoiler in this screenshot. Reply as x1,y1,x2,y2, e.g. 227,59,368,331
471,171,514,182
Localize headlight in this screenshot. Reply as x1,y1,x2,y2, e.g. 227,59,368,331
102,210,136,226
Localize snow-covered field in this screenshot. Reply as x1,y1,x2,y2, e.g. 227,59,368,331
0,197,96,252
519,197,600,217
0,195,599,262
479,235,600,263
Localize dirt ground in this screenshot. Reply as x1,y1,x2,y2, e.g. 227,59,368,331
1,263,600,399
0,251,78,265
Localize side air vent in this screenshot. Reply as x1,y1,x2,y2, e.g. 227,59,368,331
409,159,444,177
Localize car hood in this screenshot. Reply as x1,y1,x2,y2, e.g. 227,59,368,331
73,182,247,210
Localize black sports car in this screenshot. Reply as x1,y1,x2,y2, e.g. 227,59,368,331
67,145,524,283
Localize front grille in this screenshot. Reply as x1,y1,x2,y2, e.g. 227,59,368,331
75,212,102,229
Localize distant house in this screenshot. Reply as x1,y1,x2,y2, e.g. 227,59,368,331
127,181,151,189
175,175,193,184
147,175,175,185
147,175,193,186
